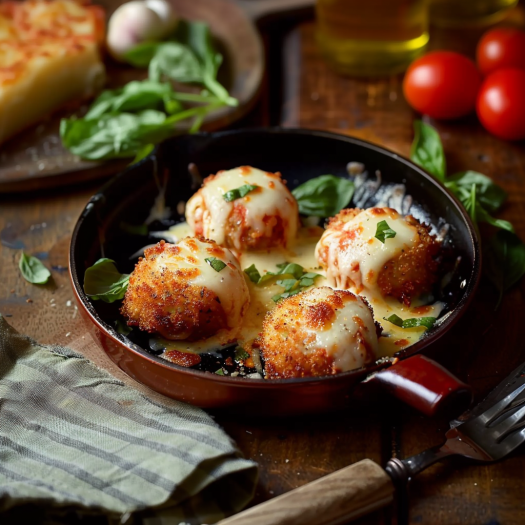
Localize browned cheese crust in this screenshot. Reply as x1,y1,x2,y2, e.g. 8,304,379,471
120,240,227,341
257,288,373,379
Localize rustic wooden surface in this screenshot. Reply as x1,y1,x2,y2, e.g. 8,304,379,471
2,5,525,525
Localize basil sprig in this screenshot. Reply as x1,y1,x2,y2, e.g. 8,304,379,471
19,252,51,284
205,257,227,272
244,262,321,302
84,259,130,303
385,314,437,330
375,220,397,244
410,120,525,303
292,175,355,217
223,184,258,202
61,21,237,160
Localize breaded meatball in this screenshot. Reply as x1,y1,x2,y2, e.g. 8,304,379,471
315,207,442,306
121,238,250,341
258,287,379,379
185,166,299,251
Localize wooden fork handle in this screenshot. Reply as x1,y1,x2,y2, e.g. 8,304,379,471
217,459,394,525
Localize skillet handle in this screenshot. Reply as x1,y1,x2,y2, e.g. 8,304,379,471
216,459,394,525
372,354,473,417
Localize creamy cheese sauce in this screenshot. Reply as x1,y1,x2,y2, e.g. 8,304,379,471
150,221,444,361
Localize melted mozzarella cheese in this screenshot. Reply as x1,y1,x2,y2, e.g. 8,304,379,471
159,237,249,331
152,224,444,361
186,166,298,249
293,287,378,371
316,208,418,293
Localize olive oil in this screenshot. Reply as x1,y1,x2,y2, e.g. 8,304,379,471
429,0,518,27
316,0,429,77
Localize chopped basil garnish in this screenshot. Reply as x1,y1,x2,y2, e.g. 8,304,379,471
292,175,355,217
375,220,397,243
205,257,227,272
215,368,225,375
385,314,436,330
19,252,51,285
234,347,250,362
84,259,130,303
223,184,258,202
244,261,321,303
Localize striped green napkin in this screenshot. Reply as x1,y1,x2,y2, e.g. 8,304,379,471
0,314,257,524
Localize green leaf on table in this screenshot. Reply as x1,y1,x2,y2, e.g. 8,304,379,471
84,259,130,303
223,184,258,202
385,314,437,330
375,220,397,244
292,175,355,217
446,171,507,213
410,120,446,181
19,252,51,284
485,230,525,308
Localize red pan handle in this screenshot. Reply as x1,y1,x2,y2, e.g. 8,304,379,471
372,354,473,416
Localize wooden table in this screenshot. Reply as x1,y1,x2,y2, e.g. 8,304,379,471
1,6,525,525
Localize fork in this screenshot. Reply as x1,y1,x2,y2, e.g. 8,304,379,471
218,362,525,525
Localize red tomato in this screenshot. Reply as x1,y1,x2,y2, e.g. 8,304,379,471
476,68,525,141
403,51,481,120
476,28,525,77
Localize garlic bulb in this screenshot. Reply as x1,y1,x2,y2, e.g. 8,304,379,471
107,0,178,61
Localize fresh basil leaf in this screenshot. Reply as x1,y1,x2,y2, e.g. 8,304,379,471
234,347,250,362
205,257,226,272
124,41,162,67
375,220,397,243
446,171,507,213
272,288,303,303
84,259,130,303
244,264,261,283
276,278,299,293
476,204,514,232
223,184,258,202
410,121,446,181
485,230,525,307
215,368,225,375
120,222,149,236
115,319,132,336
149,42,204,84
385,314,436,330
19,252,51,284
292,175,355,217
273,263,304,280
131,143,155,165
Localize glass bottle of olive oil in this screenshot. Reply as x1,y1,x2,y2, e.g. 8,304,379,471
316,0,429,77
429,0,518,27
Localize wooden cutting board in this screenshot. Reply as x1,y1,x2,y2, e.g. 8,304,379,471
0,0,269,193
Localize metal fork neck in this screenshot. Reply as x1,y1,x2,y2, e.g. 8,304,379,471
385,445,456,486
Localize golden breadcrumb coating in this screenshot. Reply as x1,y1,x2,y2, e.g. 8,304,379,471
257,287,379,379
121,238,249,341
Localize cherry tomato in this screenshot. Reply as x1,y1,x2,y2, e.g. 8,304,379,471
476,68,525,141
403,51,481,120
476,28,525,77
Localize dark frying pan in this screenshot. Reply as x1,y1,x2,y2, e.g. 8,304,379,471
69,128,481,416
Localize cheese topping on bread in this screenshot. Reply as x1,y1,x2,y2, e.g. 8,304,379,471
0,0,105,144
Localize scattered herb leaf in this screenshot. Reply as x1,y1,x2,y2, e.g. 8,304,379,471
215,368,225,375
234,347,250,362
244,264,262,284
223,184,258,202
205,257,227,272
385,314,437,330
410,120,446,181
19,252,51,284
375,220,397,244
120,222,149,236
292,175,355,217
115,319,132,336
484,230,525,308
84,259,130,303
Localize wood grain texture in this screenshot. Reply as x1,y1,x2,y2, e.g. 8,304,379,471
217,459,394,525
2,5,525,525
0,0,263,193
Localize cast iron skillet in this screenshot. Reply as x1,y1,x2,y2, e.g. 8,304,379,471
69,128,481,416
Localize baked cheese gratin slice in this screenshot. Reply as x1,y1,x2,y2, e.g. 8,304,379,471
0,0,105,144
